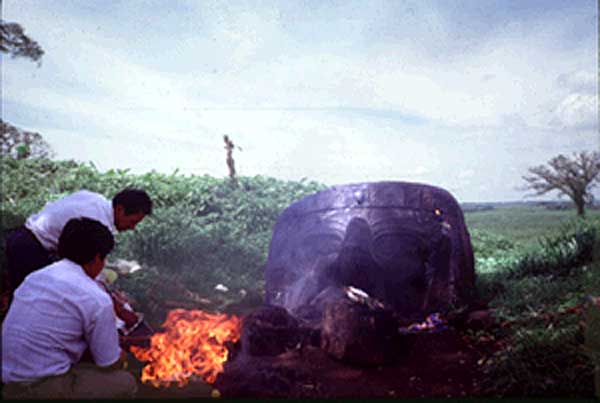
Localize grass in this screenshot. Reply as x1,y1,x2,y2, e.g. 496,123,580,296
464,205,600,397
465,205,600,248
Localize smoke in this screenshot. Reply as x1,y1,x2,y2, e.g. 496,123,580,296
282,254,338,313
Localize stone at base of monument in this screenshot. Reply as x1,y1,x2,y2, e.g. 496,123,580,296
241,305,319,356
320,298,406,366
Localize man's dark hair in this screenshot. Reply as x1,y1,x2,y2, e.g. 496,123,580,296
112,188,153,215
58,218,115,265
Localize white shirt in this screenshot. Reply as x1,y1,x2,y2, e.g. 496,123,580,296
1,259,122,383
25,190,117,251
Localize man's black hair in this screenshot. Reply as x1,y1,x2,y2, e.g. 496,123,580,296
112,188,153,215
58,218,115,265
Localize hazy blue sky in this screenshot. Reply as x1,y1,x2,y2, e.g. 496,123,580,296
3,0,598,202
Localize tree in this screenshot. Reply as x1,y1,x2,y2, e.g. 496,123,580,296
0,21,52,160
0,120,53,159
0,20,44,64
522,151,600,216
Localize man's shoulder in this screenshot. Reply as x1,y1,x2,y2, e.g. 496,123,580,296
25,260,68,281
41,190,109,212
34,261,112,304
69,190,109,203
58,191,112,215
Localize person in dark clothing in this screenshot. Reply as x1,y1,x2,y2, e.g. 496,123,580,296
5,188,152,295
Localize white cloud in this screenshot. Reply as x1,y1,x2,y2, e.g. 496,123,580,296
557,70,597,93
10,0,595,133
3,1,598,203
555,93,598,129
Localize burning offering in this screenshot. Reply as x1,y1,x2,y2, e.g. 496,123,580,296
131,309,242,386
399,313,447,334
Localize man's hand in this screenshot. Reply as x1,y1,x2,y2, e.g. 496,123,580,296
110,293,140,327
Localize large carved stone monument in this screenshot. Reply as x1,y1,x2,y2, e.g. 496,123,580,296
264,181,475,322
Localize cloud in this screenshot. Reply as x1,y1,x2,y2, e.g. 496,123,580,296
8,0,596,132
3,0,598,203
554,93,598,129
557,70,597,93
552,69,598,129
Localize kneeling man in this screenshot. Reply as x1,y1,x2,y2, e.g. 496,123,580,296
2,218,137,399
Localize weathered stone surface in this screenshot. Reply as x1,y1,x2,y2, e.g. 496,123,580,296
320,298,403,366
264,181,476,320
241,305,300,356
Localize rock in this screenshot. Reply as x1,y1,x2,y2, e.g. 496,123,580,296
320,297,402,366
241,305,302,356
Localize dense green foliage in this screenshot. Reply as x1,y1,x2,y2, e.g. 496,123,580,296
0,157,325,321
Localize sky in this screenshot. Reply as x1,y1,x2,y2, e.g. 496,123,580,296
3,0,599,202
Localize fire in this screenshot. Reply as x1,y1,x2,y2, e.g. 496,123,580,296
130,309,242,387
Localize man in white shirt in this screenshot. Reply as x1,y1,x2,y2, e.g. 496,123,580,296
5,188,152,297
2,217,137,399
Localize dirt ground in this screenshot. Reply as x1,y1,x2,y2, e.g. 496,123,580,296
130,323,500,399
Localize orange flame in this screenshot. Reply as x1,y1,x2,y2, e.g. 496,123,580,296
131,309,242,387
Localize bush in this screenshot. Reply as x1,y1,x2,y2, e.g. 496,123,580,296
471,230,516,259
509,221,597,279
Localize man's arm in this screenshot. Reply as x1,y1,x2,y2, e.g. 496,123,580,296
85,303,124,369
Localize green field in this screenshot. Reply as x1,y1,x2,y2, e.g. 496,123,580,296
465,205,600,248
462,204,600,397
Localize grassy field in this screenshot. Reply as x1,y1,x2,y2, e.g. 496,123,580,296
461,204,600,397
465,205,600,248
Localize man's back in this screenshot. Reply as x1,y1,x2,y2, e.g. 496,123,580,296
25,190,116,251
1,259,120,383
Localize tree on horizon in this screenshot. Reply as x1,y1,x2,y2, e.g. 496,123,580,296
522,151,600,217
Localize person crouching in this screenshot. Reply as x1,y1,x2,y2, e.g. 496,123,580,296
1,217,137,399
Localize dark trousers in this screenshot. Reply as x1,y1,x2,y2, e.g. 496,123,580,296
5,226,56,296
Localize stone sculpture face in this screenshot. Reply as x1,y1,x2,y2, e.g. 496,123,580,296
264,182,475,321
